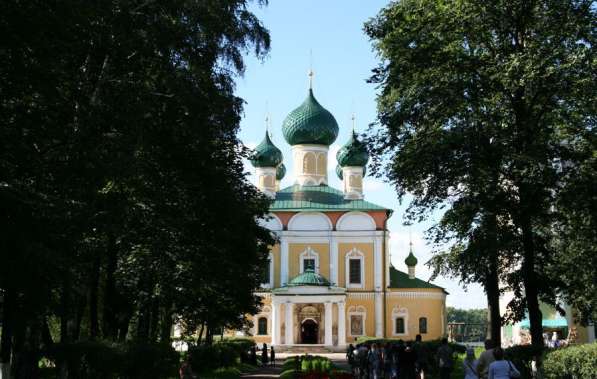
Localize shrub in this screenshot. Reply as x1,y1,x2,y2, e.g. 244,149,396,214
543,343,597,379
120,342,179,378
503,344,543,379
210,367,242,379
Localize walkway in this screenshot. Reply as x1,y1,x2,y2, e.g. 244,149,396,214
240,354,350,379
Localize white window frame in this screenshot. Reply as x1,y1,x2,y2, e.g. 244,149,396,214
347,306,367,337
300,247,319,273
345,248,365,289
261,253,274,289
419,316,428,334
392,306,409,336
257,317,269,336
253,306,271,336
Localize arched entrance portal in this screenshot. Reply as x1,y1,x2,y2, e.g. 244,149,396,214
301,319,319,344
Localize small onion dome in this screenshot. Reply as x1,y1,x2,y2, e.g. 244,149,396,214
286,268,331,287
336,131,369,168
336,164,343,180
282,89,339,146
276,163,286,180
249,132,283,168
405,251,418,267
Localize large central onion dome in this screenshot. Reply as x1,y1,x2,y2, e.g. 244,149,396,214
336,131,369,167
282,89,339,146
249,132,283,168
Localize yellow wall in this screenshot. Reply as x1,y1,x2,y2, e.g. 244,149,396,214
385,289,445,340
288,243,330,279
345,297,376,343
249,296,272,345
338,243,374,291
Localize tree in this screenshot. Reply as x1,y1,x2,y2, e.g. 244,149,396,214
1,0,273,375
365,0,595,350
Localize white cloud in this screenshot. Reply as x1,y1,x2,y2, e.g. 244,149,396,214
244,141,258,150
363,179,383,192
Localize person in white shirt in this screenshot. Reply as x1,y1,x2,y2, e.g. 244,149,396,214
463,348,479,379
488,347,520,379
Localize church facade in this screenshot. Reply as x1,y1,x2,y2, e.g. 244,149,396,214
247,85,447,349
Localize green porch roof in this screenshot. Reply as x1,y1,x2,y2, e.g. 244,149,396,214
270,184,391,213
286,269,331,287
389,266,445,291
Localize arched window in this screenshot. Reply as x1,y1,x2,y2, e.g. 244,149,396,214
419,317,428,334
303,153,316,174
316,153,326,175
257,317,268,335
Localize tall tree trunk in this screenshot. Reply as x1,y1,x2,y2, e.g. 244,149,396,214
102,234,118,340
520,216,543,349
89,253,101,338
1,287,16,377
159,301,173,343
196,323,205,345
485,212,502,346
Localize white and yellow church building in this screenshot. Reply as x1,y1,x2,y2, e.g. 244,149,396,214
245,83,448,350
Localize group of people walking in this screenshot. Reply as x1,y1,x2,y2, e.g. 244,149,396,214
347,334,432,379
249,343,276,367
347,337,521,379
464,339,521,379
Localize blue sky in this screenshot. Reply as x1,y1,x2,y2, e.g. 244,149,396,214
236,0,485,309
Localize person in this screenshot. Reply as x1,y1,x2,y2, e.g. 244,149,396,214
436,338,453,379
399,341,417,379
463,348,479,379
261,343,268,367
551,331,559,348
476,340,495,379
369,343,383,379
413,334,428,379
487,347,520,379
383,343,393,379
347,344,358,376
270,345,276,367
250,345,257,365
179,360,195,379
358,344,369,379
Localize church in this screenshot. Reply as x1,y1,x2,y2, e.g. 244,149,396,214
246,82,447,350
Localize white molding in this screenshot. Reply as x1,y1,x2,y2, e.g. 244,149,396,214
259,213,283,231
255,292,272,299
279,231,385,238
336,211,376,231
346,292,375,299
391,306,409,337
287,212,332,231
345,248,365,289
272,294,346,304
386,291,446,299
374,236,383,290
299,247,320,274
347,306,367,337
375,292,383,337
330,236,338,285
281,239,289,286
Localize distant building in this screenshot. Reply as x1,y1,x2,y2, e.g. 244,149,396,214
245,81,447,350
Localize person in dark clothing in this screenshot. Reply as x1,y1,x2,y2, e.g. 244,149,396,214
436,338,453,379
250,345,257,366
398,341,417,379
383,343,393,379
347,344,357,376
270,346,276,367
261,343,268,367
413,334,428,379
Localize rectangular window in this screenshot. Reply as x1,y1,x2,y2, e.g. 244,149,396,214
419,317,428,334
349,259,361,284
303,258,315,271
257,317,268,335
395,317,405,334
350,315,364,336
262,259,270,284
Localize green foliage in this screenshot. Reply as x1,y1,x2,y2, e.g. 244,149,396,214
45,341,179,378
447,307,488,325
187,339,256,372
504,345,544,379
280,369,297,379
543,343,597,379
207,367,242,379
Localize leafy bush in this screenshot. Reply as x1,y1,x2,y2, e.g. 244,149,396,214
209,367,242,379
121,342,179,378
504,344,543,379
543,343,597,379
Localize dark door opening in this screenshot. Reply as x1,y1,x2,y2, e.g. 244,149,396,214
301,319,319,344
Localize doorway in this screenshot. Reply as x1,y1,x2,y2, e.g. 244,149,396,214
301,319,319,344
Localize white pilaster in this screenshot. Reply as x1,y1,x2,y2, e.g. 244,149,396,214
338,301,346,347
281,238,289,285
271,302,280,345
285,303,294,345
330,236,338,285
385,234,390,287
324,302,333,346
375,293,383,337
374,236,383,290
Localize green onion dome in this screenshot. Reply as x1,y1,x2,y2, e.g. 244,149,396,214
287,268,331,287
336,164,343,180
405,251,418,267
336,131,369,167
249,132,283,168
276,163,286,180
282,89,339,146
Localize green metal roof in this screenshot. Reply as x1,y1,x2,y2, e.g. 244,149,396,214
286,269,331,287
336,131,369,167
405,251,418,267
389,266,444,291
276,163,286,180
282,89,339,146
250,132,283,168
270,184,390,213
